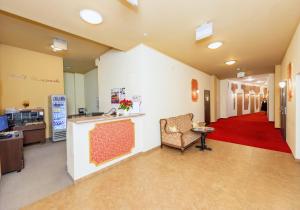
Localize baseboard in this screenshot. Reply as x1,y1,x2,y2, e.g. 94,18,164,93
73,146,161,184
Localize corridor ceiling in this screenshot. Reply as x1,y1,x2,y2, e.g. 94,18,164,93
1,0,300,78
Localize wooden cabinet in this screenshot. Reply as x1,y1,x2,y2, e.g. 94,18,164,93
0,132,24,174
13,122,46,145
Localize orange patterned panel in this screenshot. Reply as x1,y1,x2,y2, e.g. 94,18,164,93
89,120,135,166
191,79,199,102
288,62,293,101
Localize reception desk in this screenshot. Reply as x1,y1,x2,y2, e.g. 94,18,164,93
66,113,145,181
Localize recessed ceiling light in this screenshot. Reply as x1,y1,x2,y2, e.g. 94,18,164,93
208,41,223,49
80,9,103,25
225,60,236,65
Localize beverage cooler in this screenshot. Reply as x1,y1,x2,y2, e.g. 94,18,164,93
49,95,67,141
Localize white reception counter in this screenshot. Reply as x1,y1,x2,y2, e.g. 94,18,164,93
66,113,145,181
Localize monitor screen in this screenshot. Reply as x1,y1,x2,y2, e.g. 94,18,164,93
0,115,8,132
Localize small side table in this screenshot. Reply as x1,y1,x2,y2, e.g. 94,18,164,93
192,127,215,151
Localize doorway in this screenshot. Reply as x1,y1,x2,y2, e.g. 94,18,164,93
204,90,211,125
280,81,287,140
250,95,255,113
237,93,243,116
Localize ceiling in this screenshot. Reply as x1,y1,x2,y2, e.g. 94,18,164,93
1,0,300,78
0,12,110,73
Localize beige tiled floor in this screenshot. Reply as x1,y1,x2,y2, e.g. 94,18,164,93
22,140,300,210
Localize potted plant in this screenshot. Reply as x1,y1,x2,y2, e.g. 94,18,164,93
119,99,133,116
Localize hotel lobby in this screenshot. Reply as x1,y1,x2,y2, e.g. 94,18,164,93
1,1,300,209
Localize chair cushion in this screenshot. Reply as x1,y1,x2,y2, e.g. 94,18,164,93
165,117,177,131
168,126,179,133
182,131,200,146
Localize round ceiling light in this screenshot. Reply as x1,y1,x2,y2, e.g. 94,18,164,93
225,60,237,65
208,41,223,49
80,9,103,25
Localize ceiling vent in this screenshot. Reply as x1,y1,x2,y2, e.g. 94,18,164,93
196,22,213,41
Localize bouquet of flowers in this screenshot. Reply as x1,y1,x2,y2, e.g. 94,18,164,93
119,99,133,111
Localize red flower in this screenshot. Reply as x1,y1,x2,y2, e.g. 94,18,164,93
119,99,133,111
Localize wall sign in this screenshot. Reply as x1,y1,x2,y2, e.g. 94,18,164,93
9,73,60,84
288,62,293,101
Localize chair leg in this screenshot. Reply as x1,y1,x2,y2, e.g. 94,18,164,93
161,144,163,149
181,148,184,154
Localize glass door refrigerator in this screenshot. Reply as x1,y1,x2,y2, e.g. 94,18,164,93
49,95,67,141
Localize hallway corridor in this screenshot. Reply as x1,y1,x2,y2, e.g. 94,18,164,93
208,112,291,153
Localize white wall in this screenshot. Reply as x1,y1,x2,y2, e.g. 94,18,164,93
64,73,76,115
219,80,228,118
64,72,85,115
84,68,99,113
74,73,85,111
98,44,211,151
280,22,300,158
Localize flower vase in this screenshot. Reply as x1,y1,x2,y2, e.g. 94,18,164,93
123,109,130,116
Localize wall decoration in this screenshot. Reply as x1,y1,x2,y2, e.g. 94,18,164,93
9,73,60,83
231,83,238,93
111,88,126,104
191,79,199,102
89,120,135,166
244,94,249,110
231,83,238,110
288,62,293,101
120,88,126,101
253,86,260,94
256,95,259,110
111,88,120,104
241,84,250,110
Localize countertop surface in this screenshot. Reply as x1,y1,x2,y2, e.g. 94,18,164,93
68,113,145,124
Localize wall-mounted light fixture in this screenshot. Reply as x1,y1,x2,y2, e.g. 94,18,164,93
279,81,286,89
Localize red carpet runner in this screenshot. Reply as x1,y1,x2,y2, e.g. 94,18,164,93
207,112,291,153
